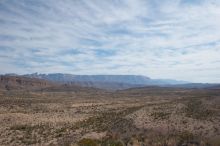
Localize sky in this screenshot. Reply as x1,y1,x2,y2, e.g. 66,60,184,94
0,0,220,83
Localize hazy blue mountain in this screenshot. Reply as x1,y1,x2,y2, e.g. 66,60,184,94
23,73,188,86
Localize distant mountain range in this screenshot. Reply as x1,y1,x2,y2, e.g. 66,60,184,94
1,73,220,91
20,73,191,90
23,73,188,85
0,75,103,93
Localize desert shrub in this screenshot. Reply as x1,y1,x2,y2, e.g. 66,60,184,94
150,111,170,120
10,124,38,145
185,98,214,119
55,127,68,138
9,124,53,145
178,131,194,142
78,138,99,146
176,131,203,146
74,106,143,132
10,124,29,131
10,124,45,134
208,138,220,146
101,137,124,146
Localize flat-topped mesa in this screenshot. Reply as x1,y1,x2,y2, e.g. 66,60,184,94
0,75,53,91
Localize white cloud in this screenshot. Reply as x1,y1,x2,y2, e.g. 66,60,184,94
0,0,220,83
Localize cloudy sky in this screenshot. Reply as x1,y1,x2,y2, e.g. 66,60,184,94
0,0,220,83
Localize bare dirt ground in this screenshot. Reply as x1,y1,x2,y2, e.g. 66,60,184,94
0,88,219,146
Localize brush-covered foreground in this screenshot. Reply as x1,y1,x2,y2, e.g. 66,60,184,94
0,87,220,146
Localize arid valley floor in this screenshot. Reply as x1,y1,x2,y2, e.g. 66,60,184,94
1,0,220,145
0,85,220,146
